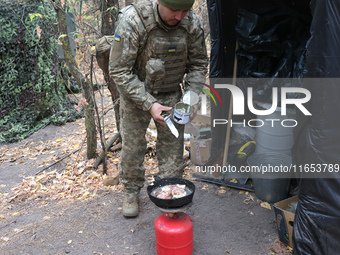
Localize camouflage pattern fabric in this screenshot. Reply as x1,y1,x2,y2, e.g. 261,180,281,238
109,0,208,194
95,36,115,75
119,91,184,194
109,0,208,111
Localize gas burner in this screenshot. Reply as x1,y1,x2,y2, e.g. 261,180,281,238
155,202,193,214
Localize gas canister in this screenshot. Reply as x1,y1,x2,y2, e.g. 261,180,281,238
155,212,193,255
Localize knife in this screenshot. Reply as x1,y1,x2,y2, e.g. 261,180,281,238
161,111,179,138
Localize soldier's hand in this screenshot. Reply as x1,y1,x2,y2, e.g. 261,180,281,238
190,104,198,121
149,102,172,125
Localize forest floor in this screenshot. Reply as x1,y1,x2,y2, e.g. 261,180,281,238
0,88,292,255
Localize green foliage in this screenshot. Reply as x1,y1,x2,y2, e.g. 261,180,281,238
0,0,83,144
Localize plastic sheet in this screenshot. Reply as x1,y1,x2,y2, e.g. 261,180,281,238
292,0,340,253
235,7,311,103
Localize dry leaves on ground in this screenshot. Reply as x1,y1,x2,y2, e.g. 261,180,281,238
0,111,162,205
4,169,123,203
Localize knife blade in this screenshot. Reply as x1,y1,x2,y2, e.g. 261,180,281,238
161,112,179,138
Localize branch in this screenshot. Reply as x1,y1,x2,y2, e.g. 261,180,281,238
94,132,120,168
49,0,58,11
82,21,102,37
35,148,81,175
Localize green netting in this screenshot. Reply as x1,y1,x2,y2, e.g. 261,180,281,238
0,0,83,143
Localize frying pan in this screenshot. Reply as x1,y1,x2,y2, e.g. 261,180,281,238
147,177,196,209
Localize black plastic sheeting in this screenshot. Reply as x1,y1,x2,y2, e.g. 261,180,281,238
292,0,340,253
207,0,340,253
206,0,312,166
206,0,236,166
235,7,311,103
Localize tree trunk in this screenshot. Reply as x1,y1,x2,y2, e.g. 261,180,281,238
55,0,97,159
100,0,121,132
125,0,133,6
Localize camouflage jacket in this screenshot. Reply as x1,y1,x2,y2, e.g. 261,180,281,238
109,0,208,111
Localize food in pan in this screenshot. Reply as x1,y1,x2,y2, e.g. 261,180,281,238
151,184,190,199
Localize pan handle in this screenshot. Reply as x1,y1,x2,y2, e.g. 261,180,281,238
154,176,161,181
148,175,161,186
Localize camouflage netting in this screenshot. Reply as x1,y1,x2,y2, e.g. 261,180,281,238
0,0,82,143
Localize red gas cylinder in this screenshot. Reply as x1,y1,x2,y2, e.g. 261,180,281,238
155,212,193,255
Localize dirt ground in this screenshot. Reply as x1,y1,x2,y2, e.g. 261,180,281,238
0,91,292,255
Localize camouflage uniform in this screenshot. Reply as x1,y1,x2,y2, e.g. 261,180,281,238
109,0,208,195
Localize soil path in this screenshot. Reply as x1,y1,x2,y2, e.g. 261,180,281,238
0,91,290,255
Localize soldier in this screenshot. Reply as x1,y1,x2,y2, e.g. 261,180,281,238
109,0,208,217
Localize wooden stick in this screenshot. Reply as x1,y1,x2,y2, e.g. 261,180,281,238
93,132,120,168
35,148,80,175
222,43,238,167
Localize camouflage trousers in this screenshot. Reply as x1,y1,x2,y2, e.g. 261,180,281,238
119,90,185,194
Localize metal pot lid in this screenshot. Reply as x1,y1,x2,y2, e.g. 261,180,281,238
182,91,199,106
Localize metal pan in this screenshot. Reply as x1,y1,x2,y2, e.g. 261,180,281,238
147,177,196,209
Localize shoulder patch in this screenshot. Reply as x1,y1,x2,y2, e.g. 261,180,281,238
114,35,121,42
168,47,176,53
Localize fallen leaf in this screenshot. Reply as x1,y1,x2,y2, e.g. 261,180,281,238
229,179,238,183
243,195,255,205
216,189,227,194
239,190,245,194
248,211,255,215
19,160,25,164
201,184,209,190
56,139,63,142
12,212,20,216
0,184,6,188
260,202,272,210
112,158,119,163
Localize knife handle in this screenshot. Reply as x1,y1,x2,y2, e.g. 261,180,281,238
161,111,170,117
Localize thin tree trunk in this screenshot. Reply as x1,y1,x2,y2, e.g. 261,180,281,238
55,0,97,159
100,0,121,132
125,0,133,6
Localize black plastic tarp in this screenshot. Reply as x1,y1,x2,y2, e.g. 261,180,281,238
207,0,340,253
235,7,311,103
206,0,312,164
292,0,340,253
206,0,236,166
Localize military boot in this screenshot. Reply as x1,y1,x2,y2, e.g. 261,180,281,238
122,193,139,217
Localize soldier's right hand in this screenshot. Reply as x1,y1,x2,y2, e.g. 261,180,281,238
149,102,172,125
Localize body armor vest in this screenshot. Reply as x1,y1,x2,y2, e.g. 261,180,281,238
131,0,191,94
